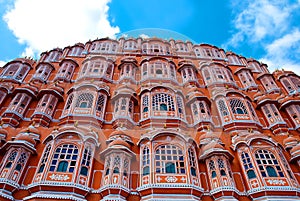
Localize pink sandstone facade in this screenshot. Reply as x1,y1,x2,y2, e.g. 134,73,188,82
0,36,299,200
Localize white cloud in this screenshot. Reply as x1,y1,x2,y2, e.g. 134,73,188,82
224,0,300,75
139,34,150,39
260,29,300,74
0,61,7,68
226,0,300,47
3,0,120,58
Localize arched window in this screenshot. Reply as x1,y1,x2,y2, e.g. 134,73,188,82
209,160,216,178
80,146,92,176
14,152,28,172
90,41,118,53
113,167,120,174
80,167,88,176
217,158,227,176
57,161,68,172
152,93,175,112
37,145,51,173
35,94,58,116
55,61,75,81
104,157,111,176
290,76,300,90
45,50,61,62
4,150,18,169
260,75,279,92
229,98,248,115
286,104,300,127
142,95,149,114
192,100,211,123
6,93,31,115
142,146,150,176
218,99,229,117
119,63,136,80
79,59,114,80
262,103,284,125
254,150,284,178
124,40,137,50
247,170,256,179
141,61,176,80
165,162,176,173
176,95,185,116
188,148,197,177
112,155,121,174
49,144,78,173
68,46,83,56
155,144,185,174
1,63,30,82
96,93,106,116
75,93,94,108
281,78,295,94
247,101,258,121
32,64,53,81
65,94,74,110
241,152,256,180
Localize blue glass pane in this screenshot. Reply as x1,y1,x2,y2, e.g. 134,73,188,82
50,166,55,171
69,167,74,172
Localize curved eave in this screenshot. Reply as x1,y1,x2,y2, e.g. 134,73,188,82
199,149,234,161
1,141,37,154
137,130,194,146
139,85,178,96
43,128,99,146
256,72,273,80
275,71,299,80
233,67,250,75
67,83,110,96
118,58,138,68
186,95,211,106
0,83,13,93
279,98,300,109
13,87,38,98
140,57,175,66
3,59,34,69
38,88,64,100
111,92,138,103
231,135,279,151
290,153,300,162
59,58,79,67
256,98,279,109
100,145,136,159
35,62,55,70
177,62,197,72
82,55,115,64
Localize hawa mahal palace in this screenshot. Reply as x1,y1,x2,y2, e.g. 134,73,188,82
0,33,299,201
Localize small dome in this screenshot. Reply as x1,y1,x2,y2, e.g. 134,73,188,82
202,141,224,152
110,130,126,137
49,83,64,95
20,125,40,135
290,143,300,156
187,86,202,95
283,135,298,147
199,132,219,141
15,132,36,145
108,138,131,149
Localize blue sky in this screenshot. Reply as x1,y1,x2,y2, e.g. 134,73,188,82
0,0,300,74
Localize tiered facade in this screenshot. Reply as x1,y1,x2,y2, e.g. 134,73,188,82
0,36,300,201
